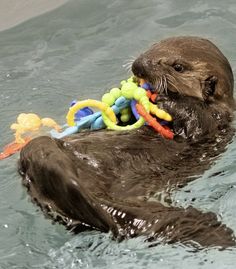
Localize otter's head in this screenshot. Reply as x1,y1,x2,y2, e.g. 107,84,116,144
132,36,234,107
132,37,234,139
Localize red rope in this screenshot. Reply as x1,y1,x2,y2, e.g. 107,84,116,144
136,103,174,139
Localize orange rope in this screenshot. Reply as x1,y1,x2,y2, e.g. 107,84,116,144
0,137,31,160
146,90,158,103
136,103,174,139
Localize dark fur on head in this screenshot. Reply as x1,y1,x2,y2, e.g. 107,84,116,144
132,36,234,139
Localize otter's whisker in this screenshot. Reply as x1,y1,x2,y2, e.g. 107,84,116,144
122,61,132,68
158,76,163,94
123,57,135,66
123,56,135,63
165,74,180,93
165,74,176,84
128,64,133,73
123,58,134,73
122,63,132,73
130,55,137,60
167,79,179,93
163,75,168,95
160,76,167,94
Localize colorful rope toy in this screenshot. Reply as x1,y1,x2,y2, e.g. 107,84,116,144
1,77,174,160
51,77,174,139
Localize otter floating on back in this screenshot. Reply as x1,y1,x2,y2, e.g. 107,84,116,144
19,36,235,248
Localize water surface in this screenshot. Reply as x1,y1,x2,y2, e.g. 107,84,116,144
1,0,236,268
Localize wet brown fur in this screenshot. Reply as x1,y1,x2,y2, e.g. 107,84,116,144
19,36,235,248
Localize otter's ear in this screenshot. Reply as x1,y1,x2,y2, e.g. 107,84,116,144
203,75,218,100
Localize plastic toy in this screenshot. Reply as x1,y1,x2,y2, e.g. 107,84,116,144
51,77,173,139
70,100,94,121
0,137,31,160
51,96,131,139
0,113,60,160
1,77,174,160
66,99,116,127
101,79,149,130
10,113,61,144
136,103,174,139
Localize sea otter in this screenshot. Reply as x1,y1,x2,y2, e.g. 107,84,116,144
19,36,235,248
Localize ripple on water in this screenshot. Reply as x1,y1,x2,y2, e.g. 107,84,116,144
43,232,236,269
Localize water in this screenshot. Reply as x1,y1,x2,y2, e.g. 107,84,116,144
0,0,236,268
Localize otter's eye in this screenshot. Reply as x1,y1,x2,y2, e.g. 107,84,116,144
173,64,184,72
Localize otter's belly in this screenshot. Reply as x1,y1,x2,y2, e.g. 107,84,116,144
18,128,235,247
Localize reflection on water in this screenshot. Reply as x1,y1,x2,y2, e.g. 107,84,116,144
0,0,236,268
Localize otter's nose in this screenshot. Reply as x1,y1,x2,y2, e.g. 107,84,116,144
132,56,150,78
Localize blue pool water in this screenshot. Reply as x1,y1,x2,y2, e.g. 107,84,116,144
1,0,236,268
